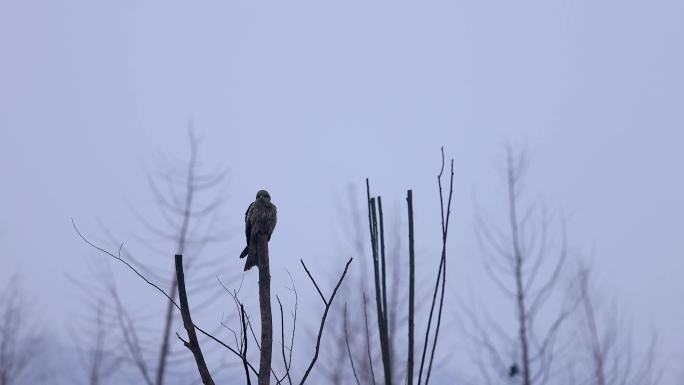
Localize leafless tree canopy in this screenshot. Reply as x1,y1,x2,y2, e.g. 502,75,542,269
71,129,233,385
319,149,455,385
460,146,577,385
58,137,667,385
71,131,358,385
569,265,661,385
0,276,44,385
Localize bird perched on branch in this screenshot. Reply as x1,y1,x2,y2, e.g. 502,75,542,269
509,364,519,378
239,190,277,271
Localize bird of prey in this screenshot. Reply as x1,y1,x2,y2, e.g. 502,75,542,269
239,190,277,271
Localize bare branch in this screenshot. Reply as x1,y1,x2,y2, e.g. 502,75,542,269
74,224,259,376
424,149,454,385
344,303,362,385
241,304,253,385
406,189,416,385
366,180,393,385
463,146,577,385
362,293,378,385
299,260,328,306
298,257,353,385
174,254,215,385
276,296,293,385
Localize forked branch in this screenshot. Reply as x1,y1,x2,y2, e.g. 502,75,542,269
298,258,353,385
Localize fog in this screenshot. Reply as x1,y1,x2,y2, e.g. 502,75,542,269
1,1,683,385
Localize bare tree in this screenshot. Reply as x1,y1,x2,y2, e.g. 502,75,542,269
71,128,233,385
461,145,577,385
73,130,354,385
320,184,405,385
569,264,661,385
327,148,454,385
0,276,44,385
74,221,354,385
70,300,122,385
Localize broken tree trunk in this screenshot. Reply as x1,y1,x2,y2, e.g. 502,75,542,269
174,254,215,385
256,233,273,385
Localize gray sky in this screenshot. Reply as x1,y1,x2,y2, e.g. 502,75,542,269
1,1,683,384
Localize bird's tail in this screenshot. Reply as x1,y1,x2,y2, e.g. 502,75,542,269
239,246,249,259
243,253,258,271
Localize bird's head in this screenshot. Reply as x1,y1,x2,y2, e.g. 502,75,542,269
256,190,272,203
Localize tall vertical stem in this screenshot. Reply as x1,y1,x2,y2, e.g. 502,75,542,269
257,233,273,385
506,151,531,385
366,179,392,385
407,190,415,385
378,197,390,357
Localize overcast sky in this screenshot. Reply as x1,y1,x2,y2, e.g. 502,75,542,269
1,1,683,384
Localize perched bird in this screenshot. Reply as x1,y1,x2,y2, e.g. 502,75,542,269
509,364,519,378
239,190,277,271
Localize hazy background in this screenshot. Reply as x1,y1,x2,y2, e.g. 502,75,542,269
1,1,683,384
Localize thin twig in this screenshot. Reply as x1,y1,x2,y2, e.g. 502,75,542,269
362,293,378,385
297,258,353,385
73,222,259,376
425,153,454,385
241,304,252,385
344,303,362,385
299,261,328,306
277,296,293,385
285,271,298,383
418,148,453,385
